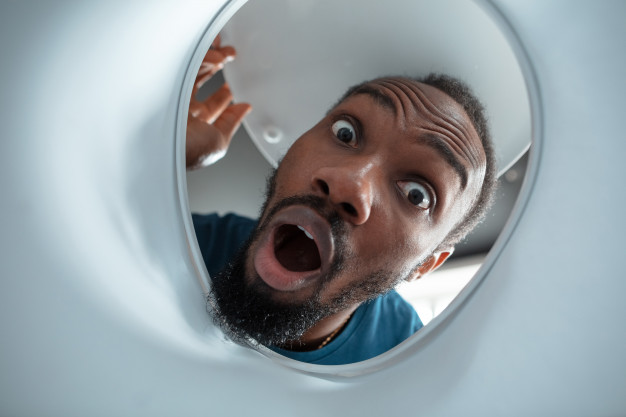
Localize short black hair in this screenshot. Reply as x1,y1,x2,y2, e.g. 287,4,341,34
336,74,498,252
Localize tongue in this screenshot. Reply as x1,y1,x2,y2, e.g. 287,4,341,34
274,225,321,272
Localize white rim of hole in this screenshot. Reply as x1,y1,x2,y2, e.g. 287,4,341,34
175,0,543,378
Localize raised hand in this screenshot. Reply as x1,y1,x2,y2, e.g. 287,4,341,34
186,36,251,169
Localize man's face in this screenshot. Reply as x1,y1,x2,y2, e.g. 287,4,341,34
211,77,486,347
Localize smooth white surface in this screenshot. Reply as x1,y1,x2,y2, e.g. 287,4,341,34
222,0,531,174
1,1,625,416
397,255,484,325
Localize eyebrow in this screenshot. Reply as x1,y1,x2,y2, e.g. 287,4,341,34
352,87,468,189
419,134,468,189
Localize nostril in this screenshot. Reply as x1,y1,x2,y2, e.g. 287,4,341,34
317,179,330,195
341,202,357,217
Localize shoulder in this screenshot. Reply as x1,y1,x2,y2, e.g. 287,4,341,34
191,212,257,277
192,212,257,244
192,212,257,233
271,290,422,365
335,290,421,360
364,290,423,337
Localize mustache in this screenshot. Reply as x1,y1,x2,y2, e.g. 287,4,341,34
256,194,346,239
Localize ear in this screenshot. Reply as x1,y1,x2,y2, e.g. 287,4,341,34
406,249,453,282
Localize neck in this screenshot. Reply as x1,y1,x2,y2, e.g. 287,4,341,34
280,305,358,352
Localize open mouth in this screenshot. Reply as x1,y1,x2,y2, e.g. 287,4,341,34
253,205,334,292
274,224,321,272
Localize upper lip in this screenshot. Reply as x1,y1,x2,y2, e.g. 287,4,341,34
268,205,334,274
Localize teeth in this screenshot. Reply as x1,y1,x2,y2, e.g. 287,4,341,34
297,225,314,240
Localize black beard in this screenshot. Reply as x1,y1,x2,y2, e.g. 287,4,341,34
207,172,407,350
208,238,331,348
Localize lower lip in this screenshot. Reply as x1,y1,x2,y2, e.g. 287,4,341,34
253,227,321,292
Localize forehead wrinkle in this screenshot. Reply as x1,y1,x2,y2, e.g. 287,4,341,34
375,80,469,190
384,79,466,159
406,82,481,168
376,80,418,126
383,78,481,169
378,79,463,150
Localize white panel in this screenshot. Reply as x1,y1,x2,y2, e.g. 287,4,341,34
222,0,531,174
0,1,624,416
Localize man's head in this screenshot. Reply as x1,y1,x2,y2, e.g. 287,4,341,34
209,74,496,349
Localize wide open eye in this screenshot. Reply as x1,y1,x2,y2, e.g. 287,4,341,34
398,180,432,210
331,119,357,146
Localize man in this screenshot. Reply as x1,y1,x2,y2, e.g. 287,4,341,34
187,38,496,365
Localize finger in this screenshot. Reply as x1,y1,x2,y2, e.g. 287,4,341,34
195,69,220,92
199,46,236,75
188,96,204,118
202,48,235,70
194,47,237,89
213,102,252,141
217,45,236,61
196,83,234,124
196,50,227,82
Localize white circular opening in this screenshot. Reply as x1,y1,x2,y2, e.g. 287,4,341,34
179,0,541,377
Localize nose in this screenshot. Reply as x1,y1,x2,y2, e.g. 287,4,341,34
311,161,375,225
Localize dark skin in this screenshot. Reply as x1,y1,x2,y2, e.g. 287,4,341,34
186,36,251,169
187,42,486,349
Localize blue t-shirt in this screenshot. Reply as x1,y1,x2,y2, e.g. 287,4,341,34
192,212,423,365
